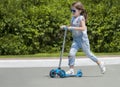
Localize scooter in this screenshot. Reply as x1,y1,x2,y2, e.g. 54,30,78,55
49,29,82,78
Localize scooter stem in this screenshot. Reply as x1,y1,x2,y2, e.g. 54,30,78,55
58,29,67,69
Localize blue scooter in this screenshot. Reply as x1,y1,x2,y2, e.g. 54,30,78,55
49,29,82,78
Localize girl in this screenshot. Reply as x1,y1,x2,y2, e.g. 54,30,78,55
60,1,106,74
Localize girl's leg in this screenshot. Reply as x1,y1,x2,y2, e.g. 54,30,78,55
66,42,79,74
81,41,106,74
81,41,98,62
68,47,78,67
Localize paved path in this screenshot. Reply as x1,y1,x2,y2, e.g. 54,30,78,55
0,56,120,87
0,65,120,87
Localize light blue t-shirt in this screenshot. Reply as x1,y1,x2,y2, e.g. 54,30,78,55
71,15,89,42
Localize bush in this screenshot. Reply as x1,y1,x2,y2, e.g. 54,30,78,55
0,34,28,55
0,0,119,55
86,0,120,52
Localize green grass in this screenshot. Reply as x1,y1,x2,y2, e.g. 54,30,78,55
0,52,119,58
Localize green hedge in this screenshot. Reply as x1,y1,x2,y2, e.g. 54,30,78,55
0,0,120,55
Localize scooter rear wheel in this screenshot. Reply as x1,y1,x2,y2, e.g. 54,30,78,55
77,70,83,77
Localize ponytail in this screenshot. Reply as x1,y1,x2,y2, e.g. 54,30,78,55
80,9,87,22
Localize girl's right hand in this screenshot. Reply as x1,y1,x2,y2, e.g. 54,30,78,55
60,25,68,30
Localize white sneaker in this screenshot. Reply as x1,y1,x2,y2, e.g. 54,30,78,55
66,69,74,75
99,62,106,74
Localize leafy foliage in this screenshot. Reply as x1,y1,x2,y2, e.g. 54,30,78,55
0,0,119,55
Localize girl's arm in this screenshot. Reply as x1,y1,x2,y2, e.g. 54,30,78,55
68,19,86,31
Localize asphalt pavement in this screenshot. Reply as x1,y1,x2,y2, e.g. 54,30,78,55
0,64,120,87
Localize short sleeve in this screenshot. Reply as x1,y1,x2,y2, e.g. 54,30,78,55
80,16,85,21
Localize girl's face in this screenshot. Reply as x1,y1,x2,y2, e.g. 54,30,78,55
71,7,81,17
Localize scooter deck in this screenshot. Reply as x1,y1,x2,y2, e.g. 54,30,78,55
65,74,81,77
65,71,82,77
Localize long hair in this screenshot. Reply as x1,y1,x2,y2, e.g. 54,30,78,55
72,1,87,22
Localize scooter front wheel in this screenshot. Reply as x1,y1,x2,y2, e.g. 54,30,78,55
58,70,66,78
77,70,83,77
49,69,56,78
